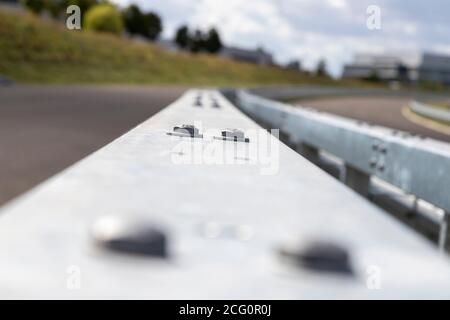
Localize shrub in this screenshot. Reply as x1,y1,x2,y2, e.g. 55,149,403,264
83,4,124,35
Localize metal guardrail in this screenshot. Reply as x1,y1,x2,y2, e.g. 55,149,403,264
1,89,450,298
410,101,450,123
248,85,450,103
235,90,450,248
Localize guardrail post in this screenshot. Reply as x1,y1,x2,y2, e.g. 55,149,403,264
438,212,449,252
297,143,319,163
344,165,370,197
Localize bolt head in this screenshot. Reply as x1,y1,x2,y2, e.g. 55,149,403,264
174,125,199,137
278,240,353,275
92,215,168,258
222,129,245,139
372,141,379,151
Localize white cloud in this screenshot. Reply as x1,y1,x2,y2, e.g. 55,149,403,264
327,0,349,10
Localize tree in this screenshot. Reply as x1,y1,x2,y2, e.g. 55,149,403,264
175,25,189,49
122,4,144,35
174,25,222,54
204,28,222,53
141,11,162,40
46,0,66,18
190,29,206,53
316,59,328,77
21,0,46,14
83,4,124,35
122,5,162,41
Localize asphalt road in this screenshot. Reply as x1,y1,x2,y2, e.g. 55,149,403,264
296,96,450,143
0,85,187,206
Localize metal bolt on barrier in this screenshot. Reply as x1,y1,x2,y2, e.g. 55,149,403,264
372,141,380,151
167,124,203,138
278,240,354,275
194,95,203,107
214,129,249,143
212,100,221,108
92,215,168,258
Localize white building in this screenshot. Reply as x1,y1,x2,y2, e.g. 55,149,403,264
342,54,415,82
418,53,450,86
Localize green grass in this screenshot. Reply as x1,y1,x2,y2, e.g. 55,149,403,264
0,8,366,86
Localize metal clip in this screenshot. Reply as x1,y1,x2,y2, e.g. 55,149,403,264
214,129,249,143
167,124,203,138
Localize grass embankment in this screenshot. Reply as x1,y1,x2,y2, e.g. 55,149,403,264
0,8,364,86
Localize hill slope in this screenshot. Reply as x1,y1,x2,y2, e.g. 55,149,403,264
0,8,343,86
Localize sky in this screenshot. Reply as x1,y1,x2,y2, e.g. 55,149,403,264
111,0,450,77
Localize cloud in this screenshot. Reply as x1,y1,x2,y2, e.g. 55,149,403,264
111,0,450,77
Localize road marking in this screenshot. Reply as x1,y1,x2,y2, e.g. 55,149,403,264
401,105,450,136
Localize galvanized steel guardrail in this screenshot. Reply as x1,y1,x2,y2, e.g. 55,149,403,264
410,101,450,123
248,85,450,103
233,90,450,245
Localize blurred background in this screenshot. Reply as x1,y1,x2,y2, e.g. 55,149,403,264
0,0,449,206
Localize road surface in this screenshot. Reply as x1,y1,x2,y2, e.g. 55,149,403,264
0,85,187,206
295,96,450,143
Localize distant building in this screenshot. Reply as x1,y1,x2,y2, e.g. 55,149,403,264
343,52,450,86
285,60,302,72
343,54,417,83
418,53,450,86
220,46,273,65
342,54,414,83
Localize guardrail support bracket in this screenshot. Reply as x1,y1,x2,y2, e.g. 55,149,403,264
438,212,449,252
297,143,319,163
345,165,370,197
